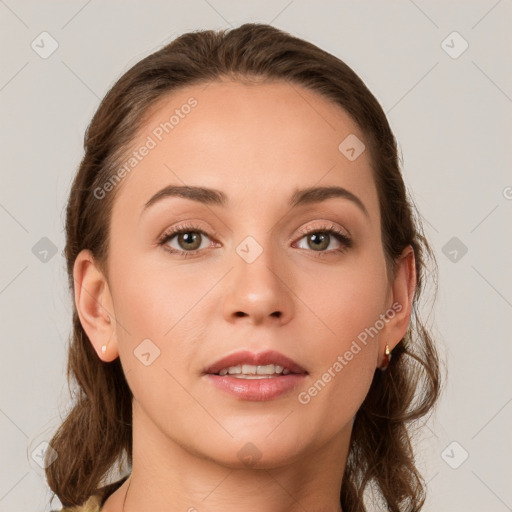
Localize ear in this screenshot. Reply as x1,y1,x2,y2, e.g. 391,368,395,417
73,249,119,362
379,245,416,366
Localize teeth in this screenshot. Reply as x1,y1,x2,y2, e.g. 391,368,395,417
217,364,291,377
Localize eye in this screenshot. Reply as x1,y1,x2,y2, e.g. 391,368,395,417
294,223,352,256
157,222,352,259
158,223,216,258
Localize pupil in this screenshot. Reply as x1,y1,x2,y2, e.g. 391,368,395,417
310,233,328,251
180,232,200,249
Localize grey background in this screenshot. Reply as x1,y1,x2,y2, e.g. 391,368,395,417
1,1,511,511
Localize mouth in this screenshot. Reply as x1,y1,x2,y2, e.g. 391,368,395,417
216,363,295,378
203,349,308,377
203,349,308,401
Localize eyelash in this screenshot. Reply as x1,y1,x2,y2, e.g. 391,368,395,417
157,222,352,259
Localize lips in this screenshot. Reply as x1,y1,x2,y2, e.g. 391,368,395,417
204,349,308,376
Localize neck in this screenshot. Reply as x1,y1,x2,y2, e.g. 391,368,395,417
120,401,349,512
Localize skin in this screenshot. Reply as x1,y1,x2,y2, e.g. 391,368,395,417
74,79,416,512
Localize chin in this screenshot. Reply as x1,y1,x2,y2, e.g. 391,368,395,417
193,432,308,470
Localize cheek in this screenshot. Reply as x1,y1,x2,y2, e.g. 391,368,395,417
295,283,384,440
109,253,212,389
109,259,205,428
302,254,389,347
110,251,204,337
293,258,387,424
296,346,376,449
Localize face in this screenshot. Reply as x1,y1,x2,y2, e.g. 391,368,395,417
77,79,413,469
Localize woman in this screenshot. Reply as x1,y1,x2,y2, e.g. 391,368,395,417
47,23,441,512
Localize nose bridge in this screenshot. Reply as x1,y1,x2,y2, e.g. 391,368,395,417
222,230,294,324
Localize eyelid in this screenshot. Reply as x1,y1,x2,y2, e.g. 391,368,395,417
295,221,351,239
157,222,218,260
158,222,217,243
293,222,353,254
158,220,352,257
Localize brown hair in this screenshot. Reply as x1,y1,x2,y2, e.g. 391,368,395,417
46,23,442,511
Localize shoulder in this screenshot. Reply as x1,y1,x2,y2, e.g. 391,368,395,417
50,475,129,512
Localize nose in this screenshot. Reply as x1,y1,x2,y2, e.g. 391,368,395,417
222,244,295,326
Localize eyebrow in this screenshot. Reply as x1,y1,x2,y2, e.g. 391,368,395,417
142,185,369,217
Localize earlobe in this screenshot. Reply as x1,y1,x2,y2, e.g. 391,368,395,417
73,249,119,362
380,245,416,364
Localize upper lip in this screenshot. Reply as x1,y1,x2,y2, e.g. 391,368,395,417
204,349,308,375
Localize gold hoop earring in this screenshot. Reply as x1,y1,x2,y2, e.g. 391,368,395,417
379,344,391,371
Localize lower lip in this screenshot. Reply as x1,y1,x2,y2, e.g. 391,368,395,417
204,374,307,401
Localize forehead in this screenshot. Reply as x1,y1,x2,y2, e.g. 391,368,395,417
138,78,365,154
111,79,379,221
